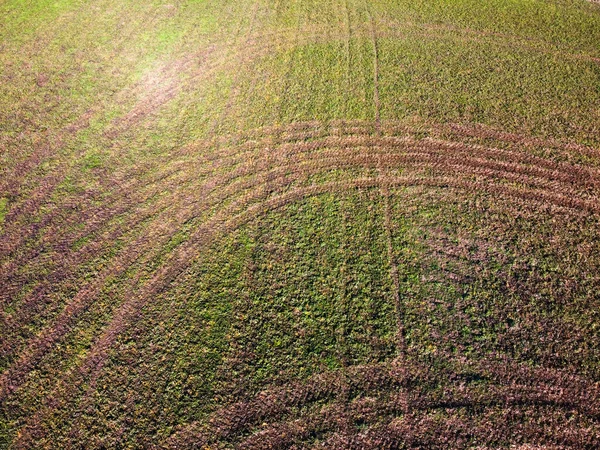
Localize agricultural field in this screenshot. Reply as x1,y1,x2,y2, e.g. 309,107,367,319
1,0,600,448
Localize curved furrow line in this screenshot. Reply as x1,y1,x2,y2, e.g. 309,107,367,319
151,147,599,242
9,163,351,407
5,132,599,403
0,71,327,272
218,175,597,245
415,121,600,160
166,357,599,448
0,39,267,259
237,399,596,450
0,160,250,384
178,134,600,204
0,170,208,361
0,137,293,333
0,26,338,266
0,138,310,399
283,150,594,207
380,121,600,164
0,164,188,302
4,13,599,257
409,137,600,188
0,169,197,330
308,132,600,186
0,171,74,257
0,141,171,264
0,139,57,200
0,39,223,253
0,222,176,397
0,0,273,290
102,120,593,187
9,119,589,303
4,130,599,362
0,171,545,444
178,137,600,211
310,147,596,202
318,412,598,450
0,164,188,295
0,104,206,264
0,32,239,254
0,177,234,397
183,126,600,186
185,118,597,160
24,168,599,432
6,125,600,446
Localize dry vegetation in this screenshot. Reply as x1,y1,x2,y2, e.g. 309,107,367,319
1,0,600,448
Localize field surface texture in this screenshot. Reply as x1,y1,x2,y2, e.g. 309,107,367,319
1,0,600,448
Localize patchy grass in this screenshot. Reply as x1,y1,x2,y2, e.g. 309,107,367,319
1,0,600,448
0,198,8,227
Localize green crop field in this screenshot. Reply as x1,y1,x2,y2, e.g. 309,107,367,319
1,0,600,448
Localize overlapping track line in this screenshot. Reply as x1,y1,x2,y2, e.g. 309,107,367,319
6,2,600,230
0,167,215,364
0,2,274,266
0,162,184,300
61,3,272,439
434,122,599,159
0,124,411,333
3,121,598,369
0,127,301,391
3,122,596,310
4,120,600,372
0,0,270,362
0,10,290,336
7,121,600,445
4,12,599,295
0,9,278,389
164,357,600,448
6,7,598,260
0,22,345,320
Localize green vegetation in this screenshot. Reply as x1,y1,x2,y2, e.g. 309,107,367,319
1,0,599,448
0,198,8,227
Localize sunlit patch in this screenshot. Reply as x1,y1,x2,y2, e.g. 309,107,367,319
137,62,179,104
106,61,185,135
